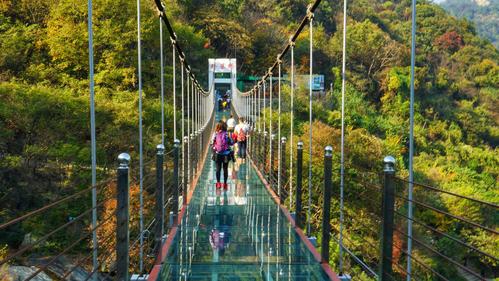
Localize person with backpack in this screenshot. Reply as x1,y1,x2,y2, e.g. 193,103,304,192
234,117,249,160
212,121,234,190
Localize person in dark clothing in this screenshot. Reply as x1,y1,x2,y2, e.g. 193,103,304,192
212,121,234,190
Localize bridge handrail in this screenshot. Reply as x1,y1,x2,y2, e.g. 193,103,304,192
0,177,114,231
395,176,499,209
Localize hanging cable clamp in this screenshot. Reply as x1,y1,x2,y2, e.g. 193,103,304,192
307,4,315,20
155,0,165,12
289,37,296,47
277,55,282,65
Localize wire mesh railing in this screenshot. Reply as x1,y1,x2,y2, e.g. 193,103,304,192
0,123,217,280
245,137,499,280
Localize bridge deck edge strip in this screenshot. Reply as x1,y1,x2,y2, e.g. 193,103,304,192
248,156,341,281
148,129,213,281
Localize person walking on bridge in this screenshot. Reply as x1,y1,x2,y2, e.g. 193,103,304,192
227,115,236,134
234,117,249,161
212,121,234,190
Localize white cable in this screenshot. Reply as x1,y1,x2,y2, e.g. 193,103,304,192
172,41,177,140
407,0,417,278
187,74,191,189
263,80,266,134
87,0,98,278
290,42,295,211
278,61,282,200
160,17,165,146
136,0,144,272
181,61,185,203
269,72,273,181
307,13,313,237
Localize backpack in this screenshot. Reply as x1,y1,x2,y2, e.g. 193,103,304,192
237,128,247,142
213,132,229,153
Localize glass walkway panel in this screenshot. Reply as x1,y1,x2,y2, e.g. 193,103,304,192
153,120,334,281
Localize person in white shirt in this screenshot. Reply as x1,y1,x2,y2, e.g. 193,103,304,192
234,117,249,160
227,115,236,133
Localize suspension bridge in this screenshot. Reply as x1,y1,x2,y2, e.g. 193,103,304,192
0,0,497,280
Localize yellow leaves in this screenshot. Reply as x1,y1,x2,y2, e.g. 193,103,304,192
0,0,11,13
384,134,404,156
94,179,152,272
387,74,401,93
300,120,340,156
0,245,11,281
346,127,383,169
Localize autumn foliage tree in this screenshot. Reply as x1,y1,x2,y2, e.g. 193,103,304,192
434,30,464,53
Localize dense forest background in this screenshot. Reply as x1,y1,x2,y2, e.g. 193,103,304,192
440,0,499,48
0,0,497,280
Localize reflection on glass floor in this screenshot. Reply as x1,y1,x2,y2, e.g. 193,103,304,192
157,133,331,281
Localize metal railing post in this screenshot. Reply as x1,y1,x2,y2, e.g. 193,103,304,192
380,156,396,280
296,141,303,228
322,146,333,263
173,139,180,224
155,144,165,252
116,153,130,281
280,137,287,203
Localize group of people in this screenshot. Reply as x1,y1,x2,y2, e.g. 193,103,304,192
212,115,250,189
216,89,232,111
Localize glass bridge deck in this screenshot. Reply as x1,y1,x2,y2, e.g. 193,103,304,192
155,117,333,281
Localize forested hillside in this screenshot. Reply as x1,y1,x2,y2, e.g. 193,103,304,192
0,0,498,279
440,0,499,48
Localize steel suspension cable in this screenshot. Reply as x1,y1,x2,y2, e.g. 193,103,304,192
252,89,255,126
199,88,202,130
252,89,254,124
339,0,348,272
155,1,209,97
307,10,314,237
277,60,282,201
407,0,417,277
255,87,258,126
250,92,252,120
87,0,98,277
269,71,273,179
181,61,185,199
263,80,266,135
257,85,261,132
241,0,323,94
197,88,200,131
187,73,191,189
160,17,165,145
191,78,195,133
289,42,295,210
172,39,177,140
136,0,144,272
